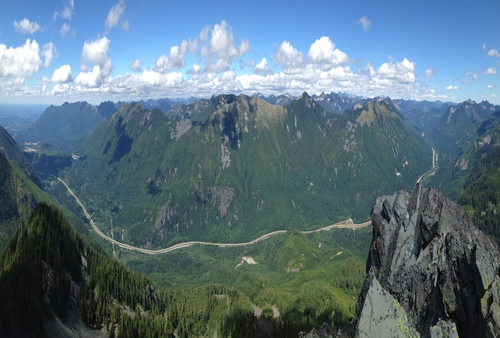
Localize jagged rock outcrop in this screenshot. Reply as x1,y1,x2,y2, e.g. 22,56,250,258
340,183,500,337
299,322,333,338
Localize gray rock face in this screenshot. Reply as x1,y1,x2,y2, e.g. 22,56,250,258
299,322,333,338
341,183,500,337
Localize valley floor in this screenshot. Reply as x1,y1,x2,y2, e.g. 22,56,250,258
55,175,371,255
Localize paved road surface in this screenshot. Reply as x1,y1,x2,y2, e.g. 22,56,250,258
56,176,371,255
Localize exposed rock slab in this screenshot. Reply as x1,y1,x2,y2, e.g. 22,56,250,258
357,277,418,337
341,183,500,337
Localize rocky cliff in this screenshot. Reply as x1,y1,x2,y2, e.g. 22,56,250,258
340,183,500,337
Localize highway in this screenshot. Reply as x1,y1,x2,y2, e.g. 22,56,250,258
56,176,371,255
416,147,438,184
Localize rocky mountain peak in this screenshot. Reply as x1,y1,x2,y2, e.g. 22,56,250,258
341,183,500,337
353,99,401,127
109,103,144,128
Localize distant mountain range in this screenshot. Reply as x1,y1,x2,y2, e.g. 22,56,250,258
14,94,499,215
7,92,500,253
20,101,106,150
252,93,296,106
312,92,368,114
13,93,454,153
47,93,431,250
426,99,500,198
428,99,498,154
2,91,500,337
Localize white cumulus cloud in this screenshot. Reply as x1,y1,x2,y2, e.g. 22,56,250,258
199,20,249,71
0,39,42,78
130,59,142,72
52,65,72,83
209,21,239,61
486,85,494,89
80,37,111,71
487,49,500,57
446,85,458,91
308,36,350,70
425,68,436,78
154,39,198,73
166,45,186,69
356,16,371,31
377,58,416,84
152,21,248,76
221,70,236,82
42,42,56,68
1,21,449,104
187,64,201,76
239,39,251,55
273,41,303,73
254,58,269,75
74,66,107,88
465,71,479,80
52,83,70,95
483,67,497,75
204,59,232,73
14,18,41,34
75,37,113,88
154,55,169,73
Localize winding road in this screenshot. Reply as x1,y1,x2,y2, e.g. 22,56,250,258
54,176,371,255
417,147,439,184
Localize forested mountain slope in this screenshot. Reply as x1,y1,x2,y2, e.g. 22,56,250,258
0,203,369,337
0,126,53,250
455,111,500,245
56,93,431,249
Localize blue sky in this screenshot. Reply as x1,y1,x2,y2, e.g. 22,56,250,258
0,0,499,105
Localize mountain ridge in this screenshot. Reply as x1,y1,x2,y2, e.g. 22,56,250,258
428,99,499,154
51,92,431,250
21,101,105,151
312,91,368,114
0,127,54,250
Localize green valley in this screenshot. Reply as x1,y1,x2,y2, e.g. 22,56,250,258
47,93,430,251
0,200,371,337
49,169,372,334
3,92,500,337
2,0,500,335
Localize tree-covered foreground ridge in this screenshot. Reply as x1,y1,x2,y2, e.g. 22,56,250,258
0,203,369,337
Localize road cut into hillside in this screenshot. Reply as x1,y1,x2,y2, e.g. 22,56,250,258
55,176,371,255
